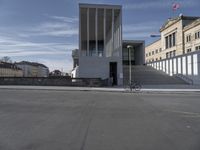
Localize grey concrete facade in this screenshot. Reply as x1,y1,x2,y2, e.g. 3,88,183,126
78,4,123,85
122,40,145,65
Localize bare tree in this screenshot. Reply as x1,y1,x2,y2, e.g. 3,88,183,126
1,56,12,63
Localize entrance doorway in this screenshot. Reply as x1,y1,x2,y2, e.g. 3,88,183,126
109,62,117,85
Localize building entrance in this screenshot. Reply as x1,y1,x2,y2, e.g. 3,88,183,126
110,62,117,85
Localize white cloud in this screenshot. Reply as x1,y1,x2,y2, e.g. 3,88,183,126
124,0,199,10
0,14,79,72
49,15,78,23
123,21,161,39
0,35,76,72
0,35,77,57
39,58,73,73
19,19,78,38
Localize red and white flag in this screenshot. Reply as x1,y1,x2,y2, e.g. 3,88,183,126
172,3,181,11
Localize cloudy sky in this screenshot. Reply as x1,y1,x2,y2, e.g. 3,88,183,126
0,0,200,72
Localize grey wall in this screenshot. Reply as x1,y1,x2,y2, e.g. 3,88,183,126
79,56,123,85
122,41,145,65
134,43,145,65
0,77,108,87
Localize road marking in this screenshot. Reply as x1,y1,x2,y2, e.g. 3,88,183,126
166,110,200,118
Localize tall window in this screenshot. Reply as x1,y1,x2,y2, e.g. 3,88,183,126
173,50,176,56
195,31,200,39
186,34,191,42
165,36,169,49
187,48,192,53
170,51,173,58
195,46,200,51
169,34,172,48
156,49,158,53
97,9,104,57
172,32,176,46
165,32,176,49
149,52,151,56
166,52,169,58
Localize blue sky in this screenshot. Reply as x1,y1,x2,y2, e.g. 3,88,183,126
0,0,200,72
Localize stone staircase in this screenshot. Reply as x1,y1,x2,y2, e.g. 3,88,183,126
123,65,188,85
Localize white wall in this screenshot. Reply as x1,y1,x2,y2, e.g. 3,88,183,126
147,51,200,84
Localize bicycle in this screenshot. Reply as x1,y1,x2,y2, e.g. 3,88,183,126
125,81,142,92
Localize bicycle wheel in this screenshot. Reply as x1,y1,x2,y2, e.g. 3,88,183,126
134,84,141,91
124,85,131,91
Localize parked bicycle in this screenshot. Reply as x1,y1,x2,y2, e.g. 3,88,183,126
125,81,142,92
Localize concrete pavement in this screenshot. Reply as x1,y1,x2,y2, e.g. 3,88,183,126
0,85,200,92
0,89,200,150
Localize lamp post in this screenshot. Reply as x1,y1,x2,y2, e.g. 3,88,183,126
150,34,161,38
127,45,133,86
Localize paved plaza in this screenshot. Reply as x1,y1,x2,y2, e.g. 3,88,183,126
0,89,200,150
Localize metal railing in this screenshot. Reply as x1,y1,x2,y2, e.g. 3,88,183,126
175,74,194,85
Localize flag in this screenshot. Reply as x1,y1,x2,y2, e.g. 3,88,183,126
172,3,181,11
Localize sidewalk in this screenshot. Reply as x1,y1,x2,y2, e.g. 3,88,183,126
0,85,200,93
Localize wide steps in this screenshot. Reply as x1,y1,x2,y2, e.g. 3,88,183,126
123,65,187,85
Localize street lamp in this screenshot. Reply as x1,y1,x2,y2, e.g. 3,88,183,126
127,45,133,86
150,34,161,38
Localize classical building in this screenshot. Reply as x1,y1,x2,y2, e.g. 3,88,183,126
146,15,200,84
145,15,200,63
72,3,145,85
184,18,200,53
15,61,49,77
0,62,23,77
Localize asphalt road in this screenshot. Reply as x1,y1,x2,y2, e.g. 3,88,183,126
0,89,200,150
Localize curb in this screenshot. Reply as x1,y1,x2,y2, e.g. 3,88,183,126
0,86,200,93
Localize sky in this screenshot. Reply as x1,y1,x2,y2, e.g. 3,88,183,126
0,0,200,72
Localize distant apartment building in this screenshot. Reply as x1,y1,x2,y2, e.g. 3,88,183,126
0,62,23,77
72,4,145,85
15,61,49,77
145,15,200,63
145,15,200,84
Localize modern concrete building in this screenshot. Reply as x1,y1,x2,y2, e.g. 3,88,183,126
78,3,123,85
74,3,145,86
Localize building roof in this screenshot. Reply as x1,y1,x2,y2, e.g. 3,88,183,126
15,61,48,68
160,15,199,32
145,38,161,48
0,62,22,70
183,18,200,32
123,40,145,47
79,3,122,9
